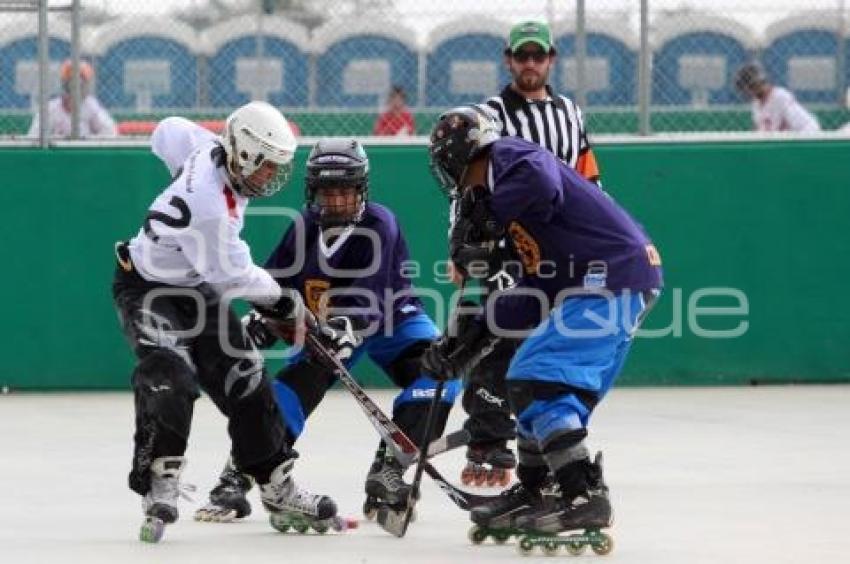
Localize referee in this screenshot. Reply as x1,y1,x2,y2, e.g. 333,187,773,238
458,20,603,487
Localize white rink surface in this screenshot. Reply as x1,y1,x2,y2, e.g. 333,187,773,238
2,386,849,564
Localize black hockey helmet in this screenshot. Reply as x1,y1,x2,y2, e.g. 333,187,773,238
428,106,500,196
305,138,369,227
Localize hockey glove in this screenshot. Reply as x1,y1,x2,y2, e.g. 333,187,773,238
253,289,315,346
241,310,278,349
314,315,363,362
421,307,498,381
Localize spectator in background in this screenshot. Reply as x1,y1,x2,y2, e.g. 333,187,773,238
372,85,415,136
734,62,820,133
27,59,117,138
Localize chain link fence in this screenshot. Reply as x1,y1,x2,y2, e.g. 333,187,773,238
3,0,850,142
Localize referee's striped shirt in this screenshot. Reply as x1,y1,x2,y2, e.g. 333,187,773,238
477,84,600,182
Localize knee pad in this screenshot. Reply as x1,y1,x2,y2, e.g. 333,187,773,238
393,401,453,447
132,349,199,424
384,340,430,389
129,350,198,495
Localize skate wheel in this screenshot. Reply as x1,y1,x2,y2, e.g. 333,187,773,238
139,517,165,543
473,466,487,487
293,521,309,534
313,522,329,534
493,530,511,544
468,525,487,545
591,533,614,556
565,540,586,556
542,540,560,556
363,498,378,521
269,514,291,533
461,465,476,486
517,536,535,556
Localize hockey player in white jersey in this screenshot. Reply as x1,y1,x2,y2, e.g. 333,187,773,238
112,102,339,542
734,63,821,133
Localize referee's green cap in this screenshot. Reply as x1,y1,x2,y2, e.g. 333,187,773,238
508,20,553,53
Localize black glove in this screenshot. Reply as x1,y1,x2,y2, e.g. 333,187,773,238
241,310,278,349
314,315,362,362
255,288,306,322
421,305,497,381
456,184,504,242
450,185,506,279
253,289,316,345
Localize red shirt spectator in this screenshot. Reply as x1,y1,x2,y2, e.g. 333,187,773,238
373,85,416,136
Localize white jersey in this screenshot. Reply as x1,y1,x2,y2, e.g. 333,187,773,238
128,123,281,306
151,117,217,176
752,86,820,132
27,95,117,138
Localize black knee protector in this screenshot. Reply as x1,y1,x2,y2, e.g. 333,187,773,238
393,401,453,448
129,349,198,495
385,340,431,389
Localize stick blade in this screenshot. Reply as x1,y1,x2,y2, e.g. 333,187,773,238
376,505,409,538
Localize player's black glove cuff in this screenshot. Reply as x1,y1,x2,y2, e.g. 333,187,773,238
421,306,498,381
242,310,278,349
254,288,305,323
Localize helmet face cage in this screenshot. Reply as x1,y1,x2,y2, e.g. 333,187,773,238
428,106,499,197
222,102,296,198
305,139,369,227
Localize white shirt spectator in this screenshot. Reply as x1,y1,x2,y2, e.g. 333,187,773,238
752,86,820,132
27,95,117,138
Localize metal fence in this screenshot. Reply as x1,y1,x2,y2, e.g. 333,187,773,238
3,0,850,143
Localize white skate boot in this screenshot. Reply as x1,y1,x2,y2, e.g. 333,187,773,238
260,458,353,534
139,456,195,543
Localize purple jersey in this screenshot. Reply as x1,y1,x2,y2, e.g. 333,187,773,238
265,202,423,332
485,137,663,327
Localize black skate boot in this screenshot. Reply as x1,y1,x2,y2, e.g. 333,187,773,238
139,456,194,543
514,452,614,556
462,441,517,487
363,445,412,520
260,457,350,534
195,457,254,522
468,475,549,545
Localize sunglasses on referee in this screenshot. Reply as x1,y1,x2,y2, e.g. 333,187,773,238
511,47,551,64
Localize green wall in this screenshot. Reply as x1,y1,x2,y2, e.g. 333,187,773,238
2,140,849,390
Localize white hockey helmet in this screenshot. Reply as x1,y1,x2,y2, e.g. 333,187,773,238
221,101,297,197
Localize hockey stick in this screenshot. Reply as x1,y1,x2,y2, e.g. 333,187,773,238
381,279,487,537
303,331,470,467
269,317,501,525
303,330,496,512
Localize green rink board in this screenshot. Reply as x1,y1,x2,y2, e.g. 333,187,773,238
1,140,849,390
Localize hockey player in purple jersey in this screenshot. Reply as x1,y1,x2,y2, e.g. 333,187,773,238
195,139,461,529
423,107,662,554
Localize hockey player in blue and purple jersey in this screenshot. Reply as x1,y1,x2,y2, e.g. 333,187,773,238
196,139,461,529
423,107,662,548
